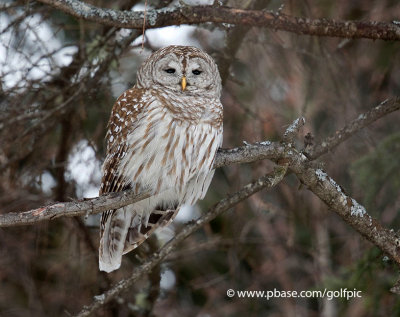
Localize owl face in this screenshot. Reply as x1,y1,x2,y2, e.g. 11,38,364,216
137,46,222,99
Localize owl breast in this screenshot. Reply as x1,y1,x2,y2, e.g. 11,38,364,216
118,92,223,210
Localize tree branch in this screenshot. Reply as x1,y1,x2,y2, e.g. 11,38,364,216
35,0,400,41
283,117,305,144
74,166,288,317
0,189,152,227
309,97,400,159
288,158,400,265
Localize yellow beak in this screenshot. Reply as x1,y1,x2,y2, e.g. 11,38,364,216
181,76,187,91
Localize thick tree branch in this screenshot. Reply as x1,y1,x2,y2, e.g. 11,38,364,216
309,97,400,159
74,166,288,317
35,0,400,41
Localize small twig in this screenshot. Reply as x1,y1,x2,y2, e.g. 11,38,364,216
217,0,270,84
310,97,400,159
283,117,305,144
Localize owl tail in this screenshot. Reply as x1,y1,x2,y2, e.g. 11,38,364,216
99,203,179,272
99,209,132,273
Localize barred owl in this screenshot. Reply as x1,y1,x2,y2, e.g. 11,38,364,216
99,46,223,272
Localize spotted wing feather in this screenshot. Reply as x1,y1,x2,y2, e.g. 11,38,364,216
99,87,149,272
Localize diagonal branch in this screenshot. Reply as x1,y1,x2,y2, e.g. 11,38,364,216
288,158,400,265
309,97,400,159
35,0,400,41
73,166,288,317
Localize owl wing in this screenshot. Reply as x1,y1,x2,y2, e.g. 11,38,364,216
99,87,181,272
99,87,151,272
99,88,141,236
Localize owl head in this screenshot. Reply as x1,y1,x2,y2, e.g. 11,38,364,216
136,45,222,99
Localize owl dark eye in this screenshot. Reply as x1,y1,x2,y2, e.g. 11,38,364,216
192,69,202,75
164,68,176,74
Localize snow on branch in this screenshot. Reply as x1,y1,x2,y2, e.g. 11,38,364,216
36,0,400,41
